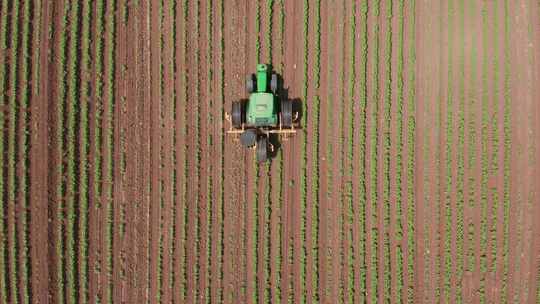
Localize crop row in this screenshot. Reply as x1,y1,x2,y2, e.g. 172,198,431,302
0,0,10,299
406,1,415,303
79,0,92,302
311,0,321,302
370,1,381,303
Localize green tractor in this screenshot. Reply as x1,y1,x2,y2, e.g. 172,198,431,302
226,64,297,162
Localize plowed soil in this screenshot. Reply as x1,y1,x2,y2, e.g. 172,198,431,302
1,1,540,303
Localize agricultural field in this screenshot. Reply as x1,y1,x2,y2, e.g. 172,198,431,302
0,0,540,303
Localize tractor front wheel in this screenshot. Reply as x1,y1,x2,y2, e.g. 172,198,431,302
281,99,293,128
246,74,256,93
232,100,244,128
256,136,268,163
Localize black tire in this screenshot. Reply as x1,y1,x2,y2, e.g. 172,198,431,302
240,129,257,147
231,101,243,128
280,99,293,128
256,136,268,163
246,74,256,93
270,73,278,94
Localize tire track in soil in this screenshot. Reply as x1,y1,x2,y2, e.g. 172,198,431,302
174,1,188,302
269,0,285,302
30,0,49,302
331,0,345,299
210,1,225,303
280,0,299,302
414,1,439,302
87,0,105,300
245,0,257,302
158,0,175,301
137,2,152,302
148,0,163,301
196,0,211,302
222,1,247,303
112,0,128,302
304,0,320,301
123,2,143,303
289,0,304,302
258,1,272,301
316,0,329,300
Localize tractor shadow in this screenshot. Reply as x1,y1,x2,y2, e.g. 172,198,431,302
266,66,303,161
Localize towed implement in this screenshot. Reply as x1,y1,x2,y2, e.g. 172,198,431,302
225,64,298,162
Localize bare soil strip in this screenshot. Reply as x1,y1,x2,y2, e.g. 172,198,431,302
316,0,329,300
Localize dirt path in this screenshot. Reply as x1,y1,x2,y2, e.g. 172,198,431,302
30,0,49,302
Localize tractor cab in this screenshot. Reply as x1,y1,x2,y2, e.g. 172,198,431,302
226,64,297,163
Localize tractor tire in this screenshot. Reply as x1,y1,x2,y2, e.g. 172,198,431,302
256,136,268,163
281,99,293,128
246,74,256,93
270,73,278,94
240,129,257,147
231,100,243,128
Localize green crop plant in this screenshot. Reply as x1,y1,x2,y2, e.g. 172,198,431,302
370,1,381,302
489,0,500,276
0,0,10,300
104,0,117,302
443,0,455,302
465,0,477,276
266,0,273,62
92,1,105,303
205,1,213,301
170,0,178,294
52,1,69,303
395,1,405,302
406,2,416,302
179,0,189,300
218,0,225,302
346,1,356,303
7,0,21,302
480,4,489,302
19,0,33,302
501,0,510,301
382,1,392,302
66,0,81,302
456,0,465,301
357,1,368,303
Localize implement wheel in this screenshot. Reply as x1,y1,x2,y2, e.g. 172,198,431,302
281,99,293,128
232,101,243,128
256,136,268,163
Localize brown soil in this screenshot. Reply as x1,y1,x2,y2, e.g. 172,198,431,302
2,1,540,304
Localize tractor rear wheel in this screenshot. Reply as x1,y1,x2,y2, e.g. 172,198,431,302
256,136,268,163
270,73,278,94
246,74,256,93
281,99,293,128
232,101,243,128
